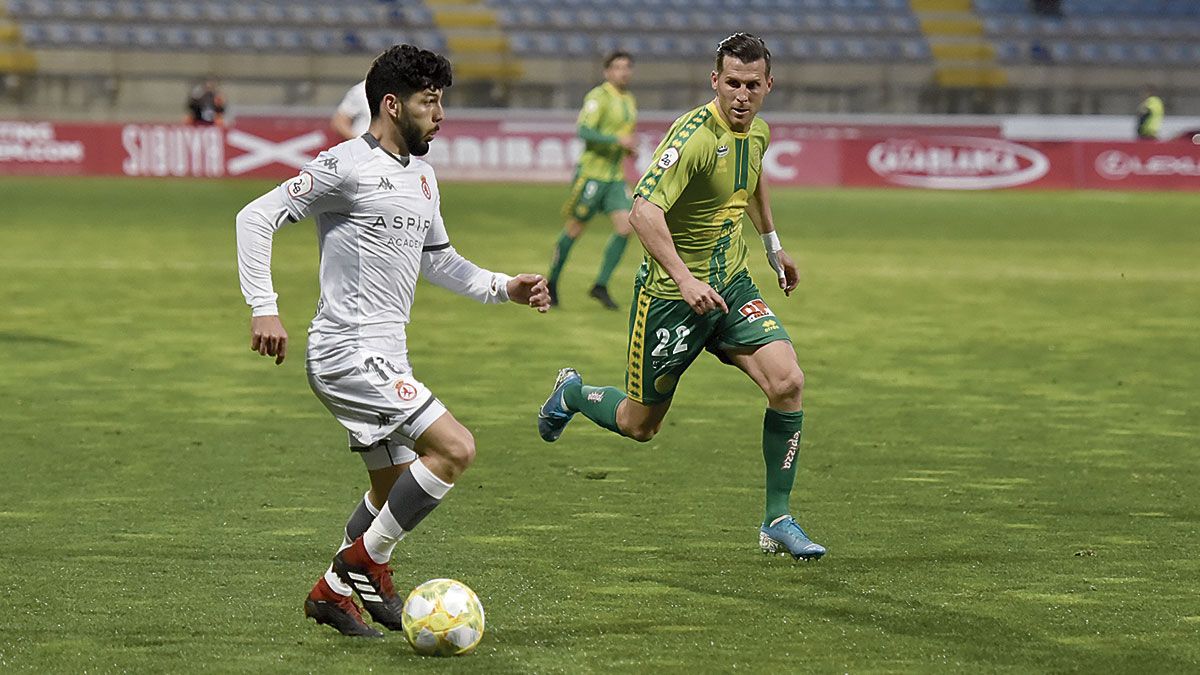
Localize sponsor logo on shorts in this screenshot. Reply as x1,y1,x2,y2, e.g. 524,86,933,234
781,430,801,470
394,380,418,401
286,171,313,198
739,299,774,323
762,319,779,333
587,390,604,403
420,175,431,199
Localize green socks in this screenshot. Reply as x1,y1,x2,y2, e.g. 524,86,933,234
594,234,629,287
548,230,576,284
563,382,626,434
762,408,804,526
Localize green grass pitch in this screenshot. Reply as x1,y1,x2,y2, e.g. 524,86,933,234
1,177,1198,672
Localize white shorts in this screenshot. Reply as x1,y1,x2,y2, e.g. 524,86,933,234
307,350,447,471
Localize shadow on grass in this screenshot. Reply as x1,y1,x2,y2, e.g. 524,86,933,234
0,331,80,347
641,560,1192,671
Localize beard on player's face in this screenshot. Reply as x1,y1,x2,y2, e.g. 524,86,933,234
397,109,430,157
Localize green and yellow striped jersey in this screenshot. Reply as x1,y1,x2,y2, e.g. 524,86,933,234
575,82,637,182
634,101,770,300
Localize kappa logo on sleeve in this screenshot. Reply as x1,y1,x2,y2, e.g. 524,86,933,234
657,147,680,170
285,171,313,198
738,299,775,323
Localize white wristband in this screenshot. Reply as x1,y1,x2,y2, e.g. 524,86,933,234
762,230,782,253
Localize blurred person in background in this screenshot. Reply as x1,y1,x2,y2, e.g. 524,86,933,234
331,80,370,140
1136,87,1164,141
545,51,639,311
186,78,225,126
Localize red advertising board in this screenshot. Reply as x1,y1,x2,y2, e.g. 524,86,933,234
1,116,1197,191
840,136,1077,190
1077,141,1200,191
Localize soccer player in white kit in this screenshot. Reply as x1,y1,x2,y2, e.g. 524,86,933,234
236,44,550,638
330,80,370,140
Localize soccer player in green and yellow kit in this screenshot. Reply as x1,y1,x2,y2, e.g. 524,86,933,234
546,51,638,310
538,34,825,560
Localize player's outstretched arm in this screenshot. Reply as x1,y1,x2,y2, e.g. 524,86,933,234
506,274,551,313
421,246,547,313
629,197,727,315
746,174,799,296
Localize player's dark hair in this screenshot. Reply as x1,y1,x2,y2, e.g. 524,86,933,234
715,33,771,76
604,50,634,69
365,44,453,119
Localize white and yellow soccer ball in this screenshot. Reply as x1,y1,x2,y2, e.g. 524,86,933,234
401,578,485,656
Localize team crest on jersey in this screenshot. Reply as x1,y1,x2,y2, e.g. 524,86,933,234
285,171,313,198
739,299,775,323
394,379,418,401
420,175,431,199
657,147,680,170
716,145,729,158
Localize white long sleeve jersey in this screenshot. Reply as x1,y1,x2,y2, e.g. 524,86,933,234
236,133,511,363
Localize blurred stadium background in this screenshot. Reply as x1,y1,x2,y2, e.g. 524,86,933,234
2,0,1200,187
1,0,1200,115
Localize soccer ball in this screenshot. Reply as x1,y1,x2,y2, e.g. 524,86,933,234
401,578,485,656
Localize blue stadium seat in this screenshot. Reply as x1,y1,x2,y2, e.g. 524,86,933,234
308,29,340,53
74,22,104,46
191,26,216,49
1047,40,1072,62
1076,42,1103,63
994,40,1020,62
55,0,83,19
1101,42,1132,63
162,25,193,49
1131,42,1163,63
102,23,133,46
131,25,162,49
84,0,115,19
899,38,930,60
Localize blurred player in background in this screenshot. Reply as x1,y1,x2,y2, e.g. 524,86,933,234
236,44,550,638
546,51,638,310
331,79,370,140
186,78,225,126
1136,86,1164,141
538,34,825,561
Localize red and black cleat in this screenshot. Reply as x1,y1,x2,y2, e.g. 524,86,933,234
303,576,383,638
332,538,406,631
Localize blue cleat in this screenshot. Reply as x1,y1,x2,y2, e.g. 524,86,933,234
759,515,826,561
538,368,581,442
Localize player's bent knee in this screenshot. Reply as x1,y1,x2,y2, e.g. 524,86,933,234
624,422,660,443
767,368,805,407
435,430,476,473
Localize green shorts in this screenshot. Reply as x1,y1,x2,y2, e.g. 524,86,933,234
624,270,792,404
561,175,633,222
